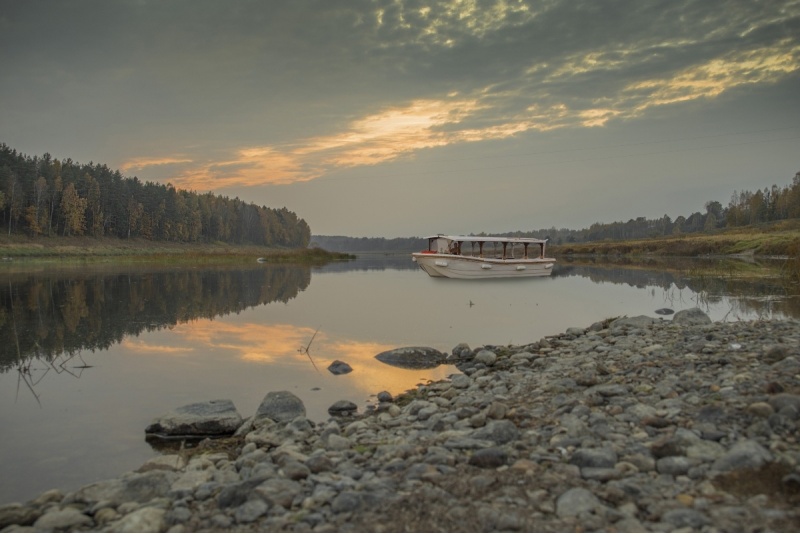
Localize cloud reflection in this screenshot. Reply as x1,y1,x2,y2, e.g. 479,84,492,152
121,338,195,356
136,318,454,398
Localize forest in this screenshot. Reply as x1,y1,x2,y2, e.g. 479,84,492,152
497,169,800,245
314,170,800,252
0,143,310,247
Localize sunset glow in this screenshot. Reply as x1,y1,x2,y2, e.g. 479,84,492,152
4,0,798,237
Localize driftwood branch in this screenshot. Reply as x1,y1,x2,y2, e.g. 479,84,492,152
298,326,321,373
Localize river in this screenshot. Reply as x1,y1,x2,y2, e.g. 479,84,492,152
0,254,797,504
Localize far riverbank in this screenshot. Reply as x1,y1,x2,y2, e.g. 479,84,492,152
0,236,353,265
548,220,800,258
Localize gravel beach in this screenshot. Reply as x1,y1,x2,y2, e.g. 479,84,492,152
2,308,799,532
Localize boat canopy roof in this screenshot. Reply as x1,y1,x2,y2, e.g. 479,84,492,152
424,234,548,244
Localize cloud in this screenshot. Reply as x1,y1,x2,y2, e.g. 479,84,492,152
624,41,800,110
120,156,194,172
162,29,799,192
4,0,796,201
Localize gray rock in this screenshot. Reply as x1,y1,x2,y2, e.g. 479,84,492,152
588,383,629,397
376,391,393,402
570,447,618,468
474,349,497,366
0,504,39,529
450,374,470,389
305,454,334,474
255,391,306,424
566,327,585,336
255,479,304,508
651,428,702,458
556,487,605,518
145,399,243,437
234,500,269,524
442,437,495,450
768,393,800,419
763,345,789,363
471,420,519,444
111,507,165,533
581,467,620,481
712,439,773,472
282,460,311,480
326,434,352,451
331,491,362,513
468,447,508,468
654,308,674,315
672,308,712,325
328,400,358,416
217,477,269,509
327,360,353,375
69,471,175,508
771,356,800,373
662,508,711,529
610,315,655,329
374,347,445,369
451,342,472,358
656,456,692,476
33,508,93,531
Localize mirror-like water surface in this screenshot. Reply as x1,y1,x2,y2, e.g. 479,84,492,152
1,255,797,503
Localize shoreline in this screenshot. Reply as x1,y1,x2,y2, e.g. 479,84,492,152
1,309,799,532
0,236,353,265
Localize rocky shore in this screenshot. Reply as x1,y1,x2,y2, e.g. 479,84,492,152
2,308,799,532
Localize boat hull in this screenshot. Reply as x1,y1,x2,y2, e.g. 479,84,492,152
412,253,554,279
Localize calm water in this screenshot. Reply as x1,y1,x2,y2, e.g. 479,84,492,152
0,255,797,504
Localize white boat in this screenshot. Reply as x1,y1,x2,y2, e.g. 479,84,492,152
411,234,555,279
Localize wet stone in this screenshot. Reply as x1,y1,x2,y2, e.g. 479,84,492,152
327,360,353,375
7,316,800,533
468,448,508,469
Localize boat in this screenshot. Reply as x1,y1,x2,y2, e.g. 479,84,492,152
411,234,555,279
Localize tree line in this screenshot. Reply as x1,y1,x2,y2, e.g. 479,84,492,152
487,170,800,245
313,169,800,252
0,143,311,247
311,235,426,253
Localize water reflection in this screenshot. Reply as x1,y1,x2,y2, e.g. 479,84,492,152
0,264,311,370
1,255,799,506
554,256,799,319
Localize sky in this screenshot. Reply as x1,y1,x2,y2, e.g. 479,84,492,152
1,0,799,238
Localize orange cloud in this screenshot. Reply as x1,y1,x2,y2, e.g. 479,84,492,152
141,41,799,192
120,156,194,172
625,42,800,112
168,97,484,191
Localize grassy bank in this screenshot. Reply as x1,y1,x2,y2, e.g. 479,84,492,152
0,236,354,265
549,220,800,258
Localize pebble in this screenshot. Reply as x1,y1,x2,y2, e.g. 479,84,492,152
2,310,799,532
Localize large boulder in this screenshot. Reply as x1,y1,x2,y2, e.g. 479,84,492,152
374,347,445,369
255,391,306,424
145,399,243,437
609,315,656,329
673,308,712,325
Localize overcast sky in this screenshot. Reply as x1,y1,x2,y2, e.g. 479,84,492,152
1,0,798,237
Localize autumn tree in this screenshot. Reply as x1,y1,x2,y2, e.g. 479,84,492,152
60,183,87,236
125,197,143,238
